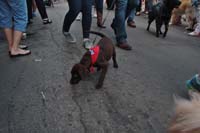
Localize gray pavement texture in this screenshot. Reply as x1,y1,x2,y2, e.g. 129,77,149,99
0,1,200,133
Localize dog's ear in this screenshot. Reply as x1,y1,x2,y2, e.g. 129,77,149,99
77,64,89,80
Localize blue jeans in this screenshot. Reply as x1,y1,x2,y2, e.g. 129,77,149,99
127,0,139,22
145,0,153,12
63,0,93,38
111,0,138,43
0,0,28,32
127,9,136,22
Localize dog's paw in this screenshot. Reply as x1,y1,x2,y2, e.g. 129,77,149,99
95,84,102,89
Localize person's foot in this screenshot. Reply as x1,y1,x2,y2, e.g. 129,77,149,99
127,21,136,28
19,44,28,49
188,31,200,36
76,13,82,21
135,12,141,16
97,23,106,28
117,42,132,50
43,18,52,24
22,32,27,40
10,48,31,57
111,23,116,34
83,39,93,49
185,27,194,31
186,74,200,92
93,11,97,18
63,32,76,43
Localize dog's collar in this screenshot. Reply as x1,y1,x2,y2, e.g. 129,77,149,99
89,45,100,72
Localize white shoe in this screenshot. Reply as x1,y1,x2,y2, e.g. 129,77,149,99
188,31,200,36
76,13,82,21
83,39,93,49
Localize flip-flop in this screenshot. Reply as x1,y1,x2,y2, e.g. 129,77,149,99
9,51,31,58
8,45,28,54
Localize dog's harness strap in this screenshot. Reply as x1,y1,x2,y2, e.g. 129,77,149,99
89,45,100,72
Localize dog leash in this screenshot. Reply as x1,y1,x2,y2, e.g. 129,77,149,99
92,0,116,44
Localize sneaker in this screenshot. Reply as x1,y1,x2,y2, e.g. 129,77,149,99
19,44,28,49
135,12,141,16
186,74,200,92
93,10,97,18
83,39,93,49
188,31,200,36
22,32,27,40
63,32,76,43
76,13,82,21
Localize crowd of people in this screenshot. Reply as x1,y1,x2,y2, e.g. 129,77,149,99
0,0,200,57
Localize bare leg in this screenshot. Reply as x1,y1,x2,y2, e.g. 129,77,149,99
10,30,30,55
4,28,13,51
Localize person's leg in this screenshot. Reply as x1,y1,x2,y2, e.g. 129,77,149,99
34,0,48,19
96,0,106,28
4,29,13,51
0,0,13,51
34,0,52,24
9,0,31,55
81,0,93,49
32,0,37,17
147,0,153,12
26,0,33,23
111,0,128,43
136,0,141,12
127,9,136,27
63,0,81,32
82,0,93,39
62,0,81,43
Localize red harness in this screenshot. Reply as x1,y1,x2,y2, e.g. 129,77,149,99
89,45,100,73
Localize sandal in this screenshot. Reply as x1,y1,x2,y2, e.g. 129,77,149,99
9,50,31,58
43,18,52,24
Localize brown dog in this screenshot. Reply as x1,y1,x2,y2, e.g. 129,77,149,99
70,31,118,89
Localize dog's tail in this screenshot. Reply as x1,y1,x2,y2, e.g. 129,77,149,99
89,31,107,38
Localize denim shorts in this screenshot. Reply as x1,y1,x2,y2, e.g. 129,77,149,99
0,0,28,32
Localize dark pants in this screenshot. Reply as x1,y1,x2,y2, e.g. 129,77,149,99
63,0,93,38
106,0,115,10
95,0,103,13
27,0,33,21
35,0,48,19
136,0,141,12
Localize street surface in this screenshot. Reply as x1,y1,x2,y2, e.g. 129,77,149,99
0,1,200,133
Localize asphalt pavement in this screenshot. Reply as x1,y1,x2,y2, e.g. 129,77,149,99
0,1,200,133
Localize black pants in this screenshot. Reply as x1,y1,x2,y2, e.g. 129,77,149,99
35,0,48,19
136,0,141,12
63,0,93,38
27,0,33,21
106,0,115,10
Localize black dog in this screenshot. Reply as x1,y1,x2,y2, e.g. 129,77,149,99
70,31,118,89
146,0,181,37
